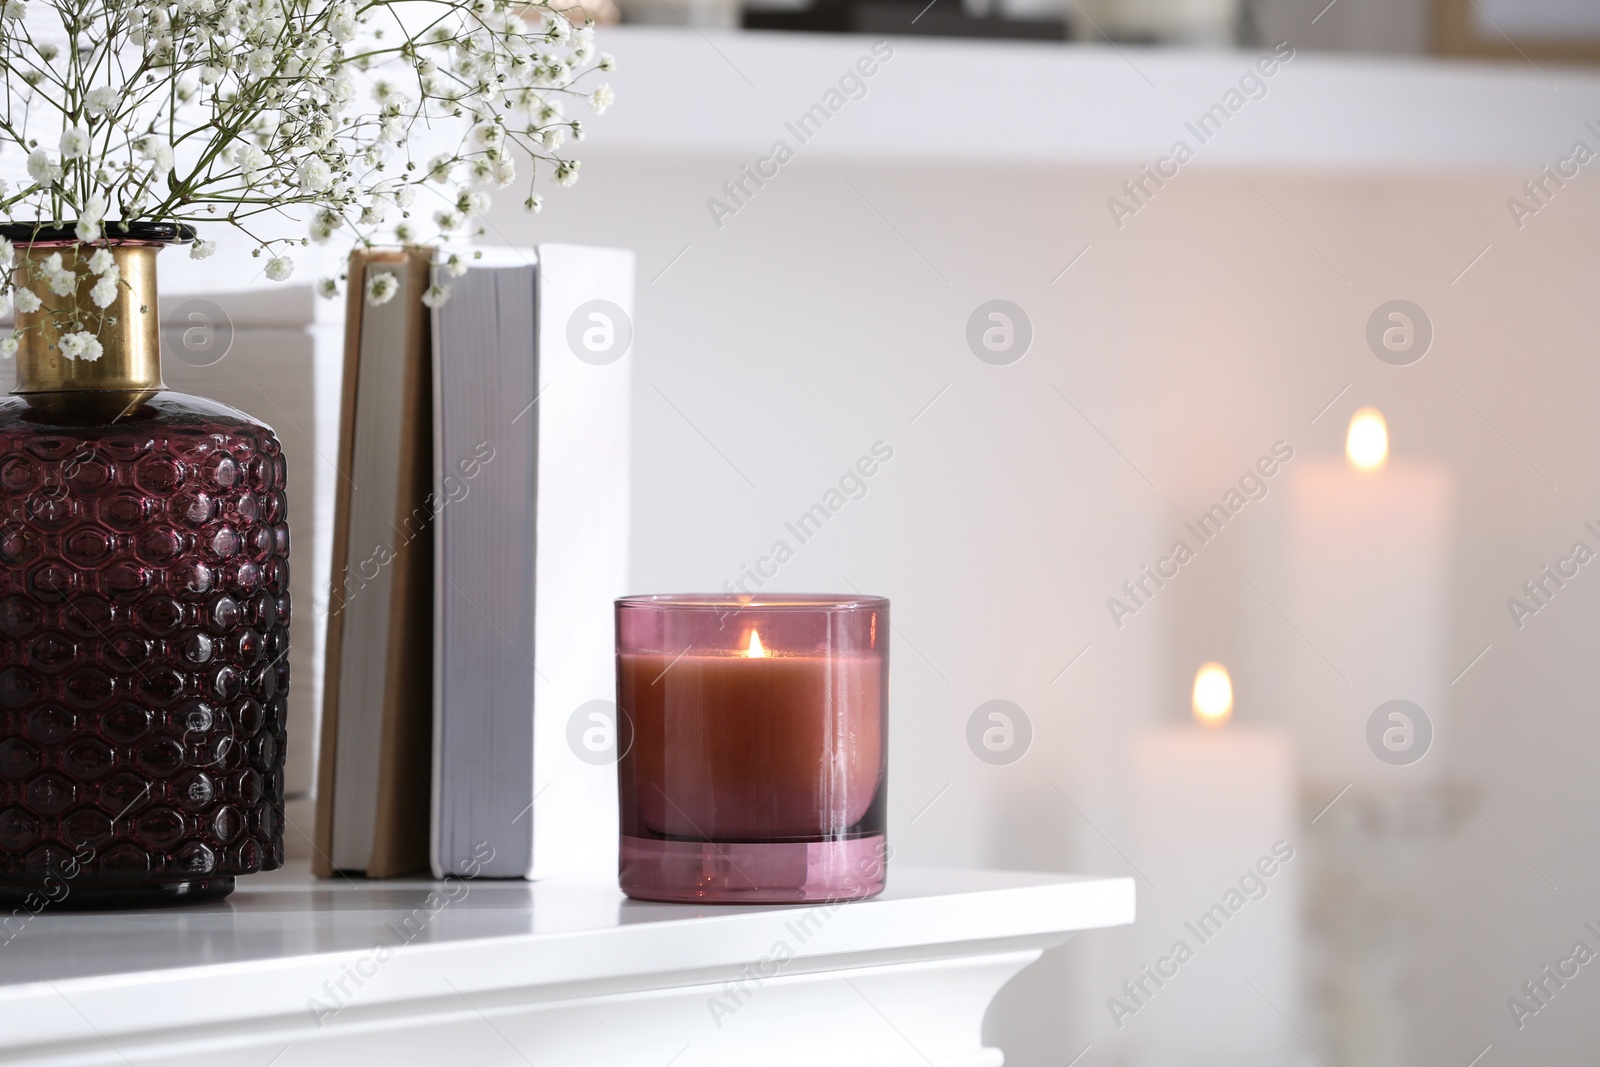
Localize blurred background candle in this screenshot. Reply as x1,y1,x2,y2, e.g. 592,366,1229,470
1284,408,1454,787
616,594,888,904
1128,663,1298,1067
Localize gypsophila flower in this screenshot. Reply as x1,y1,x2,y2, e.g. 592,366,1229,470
0,336,16,359
297,158,333,193
366,271,400,305
59,126,91,159
43,254,77,297
329,3,357,42
317,278,341,300
134,137,174,173
58,331,104,362
0,0,610,345
444,254,469,278
84,87,120,116
76,195,108,243
27,149,61,186
89,276,119,308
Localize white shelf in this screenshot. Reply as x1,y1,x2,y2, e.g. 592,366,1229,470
588,26,1599,170
0,863,1133,1066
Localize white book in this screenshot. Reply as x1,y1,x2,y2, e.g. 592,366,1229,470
430,245,632,879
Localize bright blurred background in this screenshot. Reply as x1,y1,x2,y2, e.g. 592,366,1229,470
483,5,1600,1063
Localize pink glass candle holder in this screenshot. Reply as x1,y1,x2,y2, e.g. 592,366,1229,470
616,594,888,904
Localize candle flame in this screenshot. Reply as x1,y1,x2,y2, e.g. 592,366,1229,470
1346,408,1388,472
1192,662,1233,727
745,629,767,658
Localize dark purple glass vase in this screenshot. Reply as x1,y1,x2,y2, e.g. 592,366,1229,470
0,225,288,908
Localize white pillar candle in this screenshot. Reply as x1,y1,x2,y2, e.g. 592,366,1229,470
1282,412,1453,787
1125,700,1299,1067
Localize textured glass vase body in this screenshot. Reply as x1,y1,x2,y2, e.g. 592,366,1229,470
0,390,289,906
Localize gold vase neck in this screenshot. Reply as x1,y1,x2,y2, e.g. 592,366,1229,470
11,239,168,394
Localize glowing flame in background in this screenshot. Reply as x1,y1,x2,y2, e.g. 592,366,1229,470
1346,408,1389,472
1192,662,1233,727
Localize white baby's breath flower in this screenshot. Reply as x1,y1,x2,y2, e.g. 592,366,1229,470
45,262,77,297
421,284,451,308
88,249,115,275
366,271,399,305
329,3,357,41
598,53,615,72
58,331,103,362
310,209,343,243
523,194,543,214
12,288,40,313
26,149,60,186
0,294,10,317
75,194,108,242
297,157,333,192
0,4,608,266
191,239,217,260
443,253,469,278
135,136,174,173
84,86,120,117
317,278,341,300
232,144,269,180
395,222,417,243
90,276,119,308
247,47,275,77
0,335,16,359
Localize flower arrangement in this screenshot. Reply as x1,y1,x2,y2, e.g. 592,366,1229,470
0,0,612,358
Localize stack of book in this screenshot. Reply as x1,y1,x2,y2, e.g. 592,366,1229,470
313,245,633,879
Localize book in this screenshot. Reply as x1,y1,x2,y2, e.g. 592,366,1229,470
429,244,632,879
313,248,437,877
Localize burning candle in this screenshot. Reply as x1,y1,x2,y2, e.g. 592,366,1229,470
1283,408,1453,786
615,594,889,904
1127,663,1298,1065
